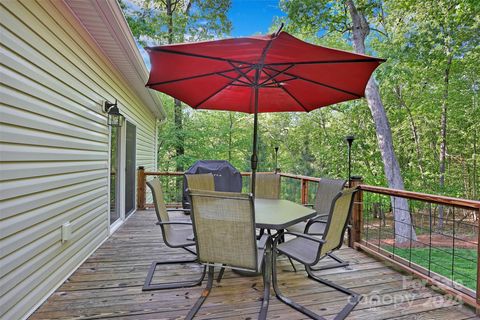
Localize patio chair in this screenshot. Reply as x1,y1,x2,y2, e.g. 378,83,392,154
287,178,347,271
254,172,281,199
254,173,281,236
186,173,233,282
185,173,215,191
253,172,297,269
182,173,215,213
142,178,206,291
186,189,272,320
272,188,360,320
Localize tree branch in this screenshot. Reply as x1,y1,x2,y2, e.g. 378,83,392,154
185,0,192,15
370,27,387,37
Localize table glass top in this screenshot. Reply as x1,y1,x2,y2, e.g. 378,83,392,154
254,198,316,230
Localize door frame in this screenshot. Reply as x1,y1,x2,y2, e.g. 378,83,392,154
108,123,124,234
107,117,137,234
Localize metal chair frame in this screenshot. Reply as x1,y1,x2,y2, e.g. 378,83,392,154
142,179,206,291
304,219,349,271
272,189,360,320
186,190,272,320
289,178,348,272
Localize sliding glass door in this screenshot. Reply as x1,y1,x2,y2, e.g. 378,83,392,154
125,121,136,217
109,119,137,229
109,126,121,225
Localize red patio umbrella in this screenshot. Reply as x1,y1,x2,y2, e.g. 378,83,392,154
146,27,384,194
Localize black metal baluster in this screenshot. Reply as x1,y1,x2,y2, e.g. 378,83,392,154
409,200,413,267
378,193,382,250
451,207,455,287
365,193,370,243
392,196,396,259
428,203,433,277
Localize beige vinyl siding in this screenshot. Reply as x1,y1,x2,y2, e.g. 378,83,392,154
0,0,158,319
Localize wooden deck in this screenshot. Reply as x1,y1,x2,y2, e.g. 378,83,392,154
30,210,479,320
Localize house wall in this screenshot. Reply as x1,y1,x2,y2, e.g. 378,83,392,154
0,1,158,319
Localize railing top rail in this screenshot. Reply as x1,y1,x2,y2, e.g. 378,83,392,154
359,184,480,210
279,172,322,182
143,171,261,177
144,171,184,176
140,170,480,210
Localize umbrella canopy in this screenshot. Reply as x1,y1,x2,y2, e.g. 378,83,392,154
146,29,384,194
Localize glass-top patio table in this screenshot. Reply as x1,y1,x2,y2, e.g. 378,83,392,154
231,198,316,277
254,198,317,230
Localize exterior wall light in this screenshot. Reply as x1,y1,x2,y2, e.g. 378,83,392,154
104,99,124,127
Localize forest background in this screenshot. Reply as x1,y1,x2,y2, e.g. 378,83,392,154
122,0,479,200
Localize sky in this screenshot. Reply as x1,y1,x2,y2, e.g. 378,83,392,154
228,0,285,36
133,0,286,68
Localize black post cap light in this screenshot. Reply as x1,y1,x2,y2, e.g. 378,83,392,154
345,135,355,146
104,99,124,127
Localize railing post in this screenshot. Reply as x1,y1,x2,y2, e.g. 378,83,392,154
349,176,363,248
301,178,308,205
137,166,146,210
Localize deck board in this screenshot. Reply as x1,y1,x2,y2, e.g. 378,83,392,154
30,210,479,320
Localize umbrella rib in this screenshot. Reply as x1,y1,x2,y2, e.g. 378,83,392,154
280,71,363,98
217,73,252,86
258,64,295,87
261,68,284,87
193,67,254,109
228,61,255,85
262,68,299,88
250,35,277,113
147,67,248,87
265,58,384,66
148,47,253,66
261,68,298,87
279,86,309,112
193,87,228,109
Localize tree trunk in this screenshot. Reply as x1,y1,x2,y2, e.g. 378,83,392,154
346,0,416,243
174,99,184,171
228,113,233,162
438,53,453,229
166,0,184,172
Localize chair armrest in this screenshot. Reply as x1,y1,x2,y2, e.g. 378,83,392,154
166,208,190,212
156,221,192,226
303,203,314,208
304,213,328,221
257,234,271,249
282,231,325,244
304,219,326,233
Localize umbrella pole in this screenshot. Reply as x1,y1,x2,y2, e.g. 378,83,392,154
251,85,260,196
251,112,258,195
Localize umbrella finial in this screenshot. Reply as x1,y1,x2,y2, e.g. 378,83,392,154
273,23,284,38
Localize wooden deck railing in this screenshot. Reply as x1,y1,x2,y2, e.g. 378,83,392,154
136,167,480,313
354,183,480,313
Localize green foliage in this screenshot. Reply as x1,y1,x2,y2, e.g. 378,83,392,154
120,0,231,46
276,0,479,198
123,0,479,199
121,0,232,172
